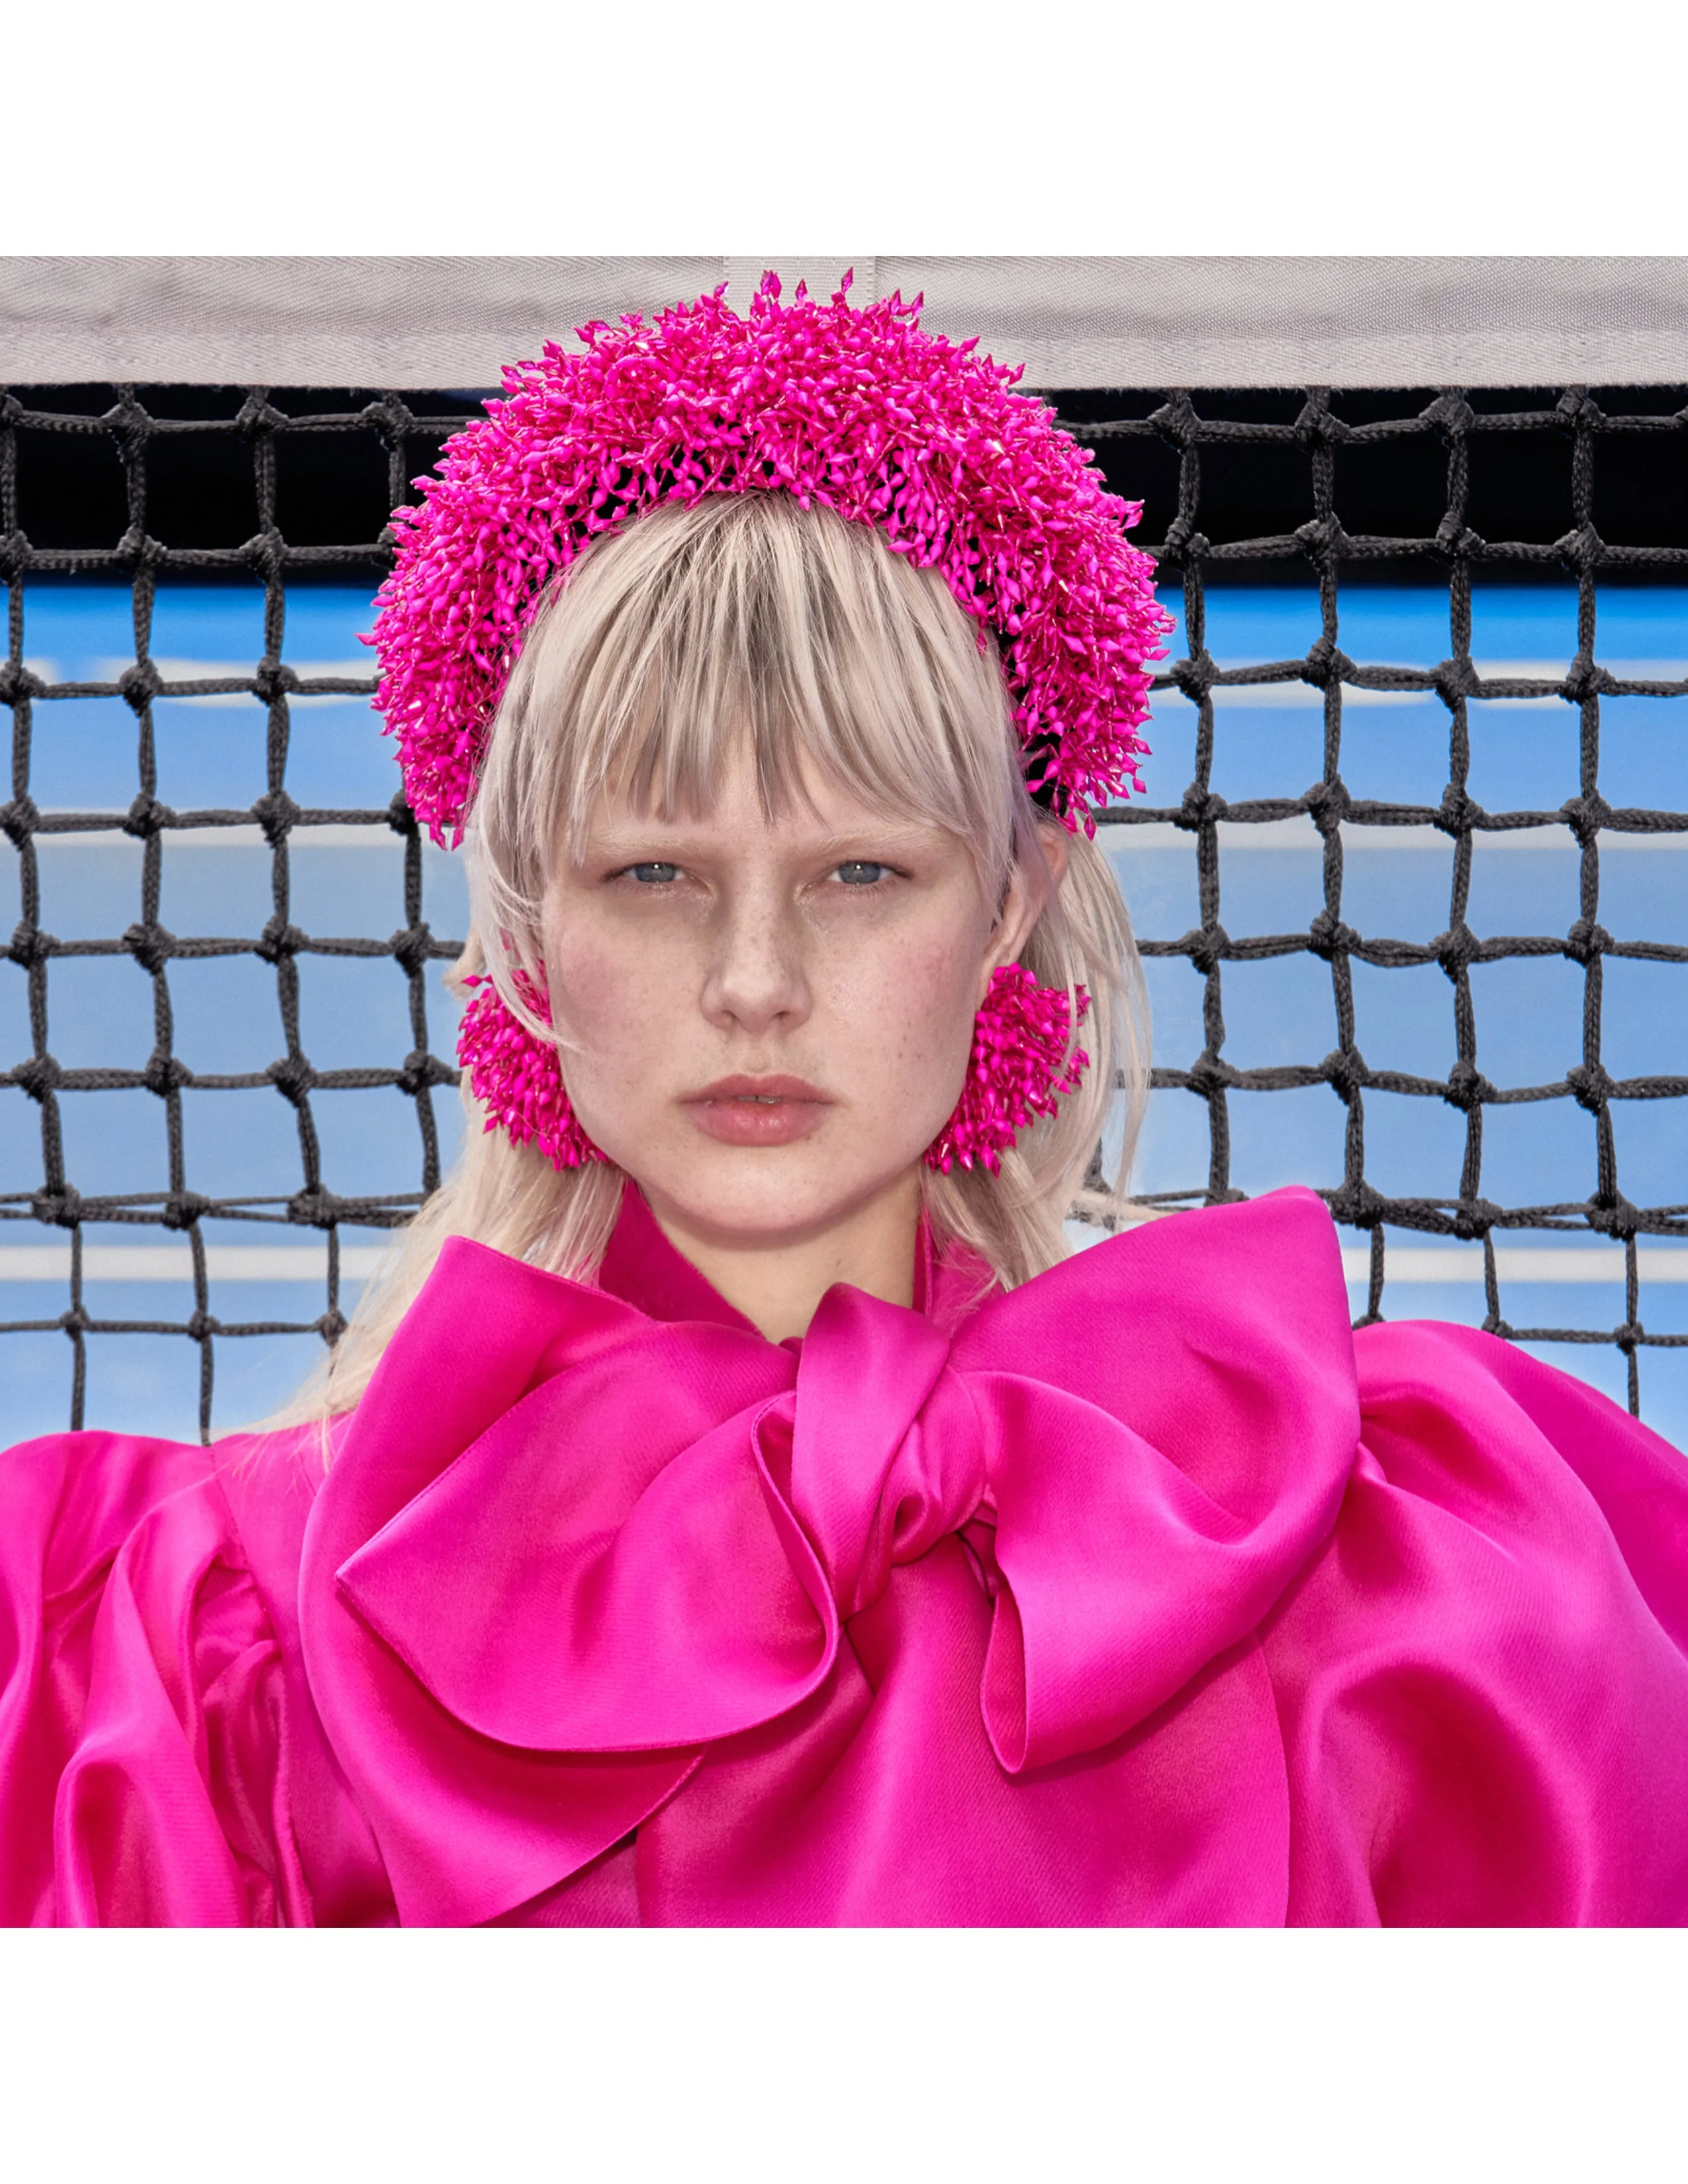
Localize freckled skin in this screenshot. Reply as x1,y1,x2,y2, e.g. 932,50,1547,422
541,743,1064,1340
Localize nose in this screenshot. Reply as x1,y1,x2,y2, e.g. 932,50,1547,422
700,890,812,1038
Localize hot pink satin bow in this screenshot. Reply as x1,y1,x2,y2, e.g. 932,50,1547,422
299,1193,1362,1925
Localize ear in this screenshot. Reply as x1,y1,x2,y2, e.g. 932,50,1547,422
977,819,1070,999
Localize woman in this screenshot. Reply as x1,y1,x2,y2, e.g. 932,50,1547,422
4,279,1687,1926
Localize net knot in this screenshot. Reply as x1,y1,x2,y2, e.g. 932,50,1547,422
162,1193,214,1230
1423,392,1476,438
113,526,167,575
1304,777,1353,833
251,789,303,846
1,794,40,849
1176,784,1227,831
1155,516,1210,567
1301,637,1355,694
1186,924,1231,976
0,529,29,585
0,657,45,705
267,1054,317,1107
1435,786,1485,838
1170,652,1217,702
240,527,287,582
1566,1061,1616,1114
1319,1047,1368,1102
1185,1050,1237,1099
118,659,164,710
1432,514,1486,561
7,920,53,971
1553,523,1604,574
123,794,175,839
1442,1058,1495,1111
389,923,436,977
31,1186,80,1227
1293,514,1349,564
1307,906,1362,958
13,1052,62,1100
1431,657,1481,707
122,921,177,976
257,914,306,964
1564,917,1612,967
287,1187,345,1230
1559,792,1612,846
252,658,299,706
1430,923,1479,977
1585,1195,1641,1240
396,1048,455,1097
1325,1178,1387,1227
141,1048,193,1097
1450,1199,1502,1242
234,392,289,438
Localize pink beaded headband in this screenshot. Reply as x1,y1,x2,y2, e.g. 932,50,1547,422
366,275,1168,1177
367,272,1170,842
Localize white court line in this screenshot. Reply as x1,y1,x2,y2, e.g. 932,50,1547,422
0,1244,1682,1284
1103,819,1683,852
0,1246,391,1281
1343,1247,1688,1284
23,823,455,851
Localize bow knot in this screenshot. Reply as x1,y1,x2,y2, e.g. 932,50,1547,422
773,1285,992,1621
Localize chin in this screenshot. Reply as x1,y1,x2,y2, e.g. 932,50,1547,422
639,1143,919,1244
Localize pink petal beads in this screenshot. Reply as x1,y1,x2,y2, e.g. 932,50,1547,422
367,274,1171,844
924,966,1092,1176
456,973,605,1170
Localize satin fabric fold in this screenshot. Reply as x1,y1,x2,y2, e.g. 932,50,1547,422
5,1183,1688,1925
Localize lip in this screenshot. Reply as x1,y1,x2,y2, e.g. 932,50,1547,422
682,1073,833,1148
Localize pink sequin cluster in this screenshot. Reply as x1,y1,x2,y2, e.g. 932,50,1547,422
457,972,605,1169
367,273,1171,844
923,966,1091,1177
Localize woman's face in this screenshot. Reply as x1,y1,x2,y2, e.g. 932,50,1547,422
539,741,1050,1256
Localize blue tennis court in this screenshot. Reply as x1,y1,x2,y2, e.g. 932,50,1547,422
3,578,1685,1444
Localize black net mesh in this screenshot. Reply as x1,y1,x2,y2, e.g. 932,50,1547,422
2,381,1685,1438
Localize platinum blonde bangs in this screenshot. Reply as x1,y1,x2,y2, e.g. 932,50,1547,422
279,492,1151,1430
469,492,1032,952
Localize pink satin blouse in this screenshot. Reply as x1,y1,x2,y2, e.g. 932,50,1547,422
4,1184,1687,1926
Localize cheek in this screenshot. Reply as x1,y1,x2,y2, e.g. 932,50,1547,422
824,927,983,1120
542,920,671,1083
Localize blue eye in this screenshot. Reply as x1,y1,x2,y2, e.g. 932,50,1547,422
835,861,891,886
627,862,680,884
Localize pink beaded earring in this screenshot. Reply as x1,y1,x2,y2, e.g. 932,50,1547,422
456,972,606,1170
924,965,1092,1177
459,961,1088,1179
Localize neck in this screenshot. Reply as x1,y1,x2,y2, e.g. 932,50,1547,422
640,1169,923,1342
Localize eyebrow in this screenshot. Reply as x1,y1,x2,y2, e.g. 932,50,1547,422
585,818,941,858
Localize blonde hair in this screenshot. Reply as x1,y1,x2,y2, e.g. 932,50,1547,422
277,492,1150,1425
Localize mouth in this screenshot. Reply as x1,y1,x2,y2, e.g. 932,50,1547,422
682,1074,832,1147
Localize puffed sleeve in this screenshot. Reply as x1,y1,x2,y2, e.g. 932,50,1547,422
1264,1323,1688,1927
0,1430,313,1926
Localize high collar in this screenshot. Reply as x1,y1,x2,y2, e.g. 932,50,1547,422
594,1177,991,1340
